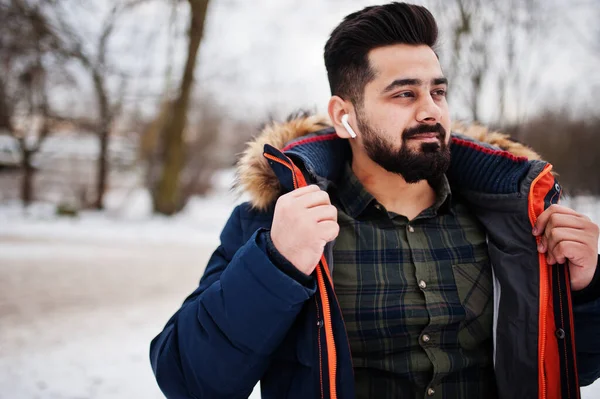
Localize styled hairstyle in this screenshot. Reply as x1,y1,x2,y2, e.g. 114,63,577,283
324,2,439,105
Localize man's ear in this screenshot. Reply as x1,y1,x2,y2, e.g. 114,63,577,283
328,96,356,139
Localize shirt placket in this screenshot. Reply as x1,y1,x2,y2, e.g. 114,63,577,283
404,218,443,399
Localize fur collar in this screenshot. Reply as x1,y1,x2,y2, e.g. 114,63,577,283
235,113,541,210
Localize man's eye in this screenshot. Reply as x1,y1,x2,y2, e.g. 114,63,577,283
433,89,447,97
393,91,413,98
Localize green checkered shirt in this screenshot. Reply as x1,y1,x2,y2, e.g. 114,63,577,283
330,163,497,399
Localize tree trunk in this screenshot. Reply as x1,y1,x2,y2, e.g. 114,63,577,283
93,70,111,210
21,150,34,206
95,126,109,209
471,71,482,122
153,0,210,215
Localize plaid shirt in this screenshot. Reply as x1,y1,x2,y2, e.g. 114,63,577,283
329,163,497,399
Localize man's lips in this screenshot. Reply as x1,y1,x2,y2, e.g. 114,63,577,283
406,132,440,141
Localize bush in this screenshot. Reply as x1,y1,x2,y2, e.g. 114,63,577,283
505,113,600,196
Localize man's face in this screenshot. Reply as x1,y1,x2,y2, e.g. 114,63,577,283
354,44,451,183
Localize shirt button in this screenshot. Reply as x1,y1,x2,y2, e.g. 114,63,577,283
375,204,382,210
427,387,436,396
421,334,430,343
408,225,414,233
419,280,427,289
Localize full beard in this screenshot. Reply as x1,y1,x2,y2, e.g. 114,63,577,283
356,113,451,184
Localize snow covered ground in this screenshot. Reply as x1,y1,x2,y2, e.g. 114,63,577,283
0,171,262,399
1,173,599,399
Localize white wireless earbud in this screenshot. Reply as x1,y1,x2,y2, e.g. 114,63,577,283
341,114,357,139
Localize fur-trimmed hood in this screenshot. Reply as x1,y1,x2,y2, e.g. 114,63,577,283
235,113,542,210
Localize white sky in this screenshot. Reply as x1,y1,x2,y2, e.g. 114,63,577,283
51,0,600,125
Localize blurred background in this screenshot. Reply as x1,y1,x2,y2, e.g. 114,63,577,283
0,0,599,398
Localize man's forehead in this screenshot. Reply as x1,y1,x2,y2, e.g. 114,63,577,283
367,44,443,83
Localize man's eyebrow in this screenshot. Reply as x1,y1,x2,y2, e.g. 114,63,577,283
382,77,448,94
382,78,421,93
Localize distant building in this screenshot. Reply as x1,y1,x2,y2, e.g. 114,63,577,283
0,135,21,168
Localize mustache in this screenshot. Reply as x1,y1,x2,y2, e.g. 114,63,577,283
403,123,447,140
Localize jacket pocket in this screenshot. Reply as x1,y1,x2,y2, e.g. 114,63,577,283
452,260,494,350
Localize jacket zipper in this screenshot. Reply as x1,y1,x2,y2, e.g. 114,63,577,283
537,238,549,399
263,152,338,399
528,163,553,399
315,298,324,399
317,255,337,399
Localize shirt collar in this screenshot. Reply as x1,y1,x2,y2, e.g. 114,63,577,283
335,162,453,219
335,162,376,218
422,173,454,217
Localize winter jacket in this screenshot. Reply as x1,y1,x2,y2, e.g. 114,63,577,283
150,115,600,399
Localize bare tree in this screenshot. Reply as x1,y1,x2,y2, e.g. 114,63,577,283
179,96,223,199
432,0,546,125
151,0,211,215
0,0,72,206
53,0,147,210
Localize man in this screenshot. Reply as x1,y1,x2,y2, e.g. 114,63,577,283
150,3,600,398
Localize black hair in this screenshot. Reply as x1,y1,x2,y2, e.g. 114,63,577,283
324,2,439,105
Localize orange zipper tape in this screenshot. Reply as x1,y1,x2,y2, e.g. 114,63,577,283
528,164,558,399
264,152,338,399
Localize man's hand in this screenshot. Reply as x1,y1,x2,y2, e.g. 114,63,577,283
270,185,339,276
534,204,600,291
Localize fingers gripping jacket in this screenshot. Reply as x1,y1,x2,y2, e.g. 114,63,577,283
529,164,580,399
263,145,338,399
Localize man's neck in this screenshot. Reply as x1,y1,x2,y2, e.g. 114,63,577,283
351,150,436,221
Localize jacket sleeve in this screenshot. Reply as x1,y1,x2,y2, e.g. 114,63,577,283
573,254,600,386
149,204,316,398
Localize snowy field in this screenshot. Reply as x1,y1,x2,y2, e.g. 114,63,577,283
1,173,599,399
0,171,264,399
